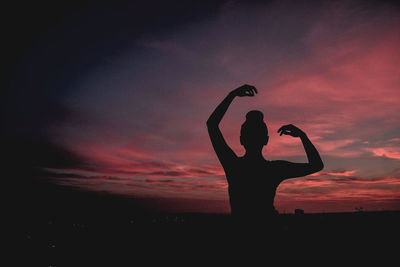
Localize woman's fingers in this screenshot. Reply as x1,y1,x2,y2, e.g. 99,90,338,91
278,125,289,132
244,85,257,95
278,125,294,136
249,85,257,95
280,130,292,136
236,84,258,97
244,88,255,96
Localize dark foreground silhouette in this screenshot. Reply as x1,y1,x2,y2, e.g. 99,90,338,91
207,85,324,223
12,176,400,263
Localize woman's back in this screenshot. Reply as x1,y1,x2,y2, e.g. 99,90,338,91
226,157,284,218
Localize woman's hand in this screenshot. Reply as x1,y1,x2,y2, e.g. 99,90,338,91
230,84,258,97
278,124,306,138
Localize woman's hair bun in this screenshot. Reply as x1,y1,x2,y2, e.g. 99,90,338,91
241,110,268,139
245,110,264,123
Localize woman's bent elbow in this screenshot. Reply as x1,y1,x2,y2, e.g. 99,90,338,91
206,119,218,128
316,161,324,172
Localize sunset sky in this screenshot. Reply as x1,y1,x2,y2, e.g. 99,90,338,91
5,0,400,213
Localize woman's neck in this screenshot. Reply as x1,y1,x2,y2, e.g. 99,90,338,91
244,149,264,159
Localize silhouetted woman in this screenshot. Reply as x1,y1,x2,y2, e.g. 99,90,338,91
207,84,323,223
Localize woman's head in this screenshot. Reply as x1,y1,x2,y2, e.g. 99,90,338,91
240,110,269,150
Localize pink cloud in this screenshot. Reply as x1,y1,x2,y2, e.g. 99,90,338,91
309,169,357,177
369,147,400,160
362,138,400,160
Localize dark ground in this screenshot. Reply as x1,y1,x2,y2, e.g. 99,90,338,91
13,209,400,265
9,178,400,265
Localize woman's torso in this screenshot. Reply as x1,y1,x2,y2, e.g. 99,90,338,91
225,157,284,217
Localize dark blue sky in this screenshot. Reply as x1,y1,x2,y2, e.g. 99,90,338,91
4,0,239,139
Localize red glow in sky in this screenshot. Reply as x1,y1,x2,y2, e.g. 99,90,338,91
48,1,400,213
